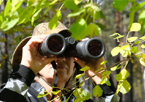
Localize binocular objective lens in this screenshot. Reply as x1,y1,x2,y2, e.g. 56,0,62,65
47,36,63,52
88,40,102,56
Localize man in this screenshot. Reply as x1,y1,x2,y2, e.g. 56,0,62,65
0,22,119,102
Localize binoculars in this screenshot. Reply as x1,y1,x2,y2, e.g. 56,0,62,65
39,33,105,62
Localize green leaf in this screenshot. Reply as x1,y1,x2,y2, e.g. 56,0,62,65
37,91,51,98
70,18,87,40
100,61,107,65
2,11,19,31
140,36,145,40
74,0,82,5
140,58,145,66
110,33,119,37
113,0,128,11
52,90,61,95
96,23,106,30
100,77,111,86
110,66,118,71
131,46,139,54
81,23,101,38
0,0,2,5
64,0,80,11
75,73,85,79
141,44,145,48
93,85,103,97
67,8,85,18
31,9,42,25
130,23,141,32
134,40,140,44
116,69,130,81
138,9,145,20
102,71,111,77
129,2,145,30
4,0,11,17
49,10,62,30
120,47,131,57
116,81,123,94
89,5,101,20
11,0,24,14
111,47,120,56
127,37,138,42
73,88,91,101
120,44,130,50
80,66,90,71
95,67,104,73
119,80,131,94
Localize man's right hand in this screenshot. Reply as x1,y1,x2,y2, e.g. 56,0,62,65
20,35,57,74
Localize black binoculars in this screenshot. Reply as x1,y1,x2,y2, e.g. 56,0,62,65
39,33,105,62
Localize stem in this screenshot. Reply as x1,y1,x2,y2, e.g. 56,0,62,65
59,2,64,10
126,31,130,43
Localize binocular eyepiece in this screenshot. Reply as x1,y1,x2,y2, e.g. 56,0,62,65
39,33,105,62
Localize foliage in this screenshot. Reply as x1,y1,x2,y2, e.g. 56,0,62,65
1,0,145,101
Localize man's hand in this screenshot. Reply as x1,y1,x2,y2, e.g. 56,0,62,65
20,35,56,74
74,57,106,84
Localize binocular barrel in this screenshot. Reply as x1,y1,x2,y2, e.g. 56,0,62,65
39,33,105,62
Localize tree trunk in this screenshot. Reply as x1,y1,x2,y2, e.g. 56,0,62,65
1,0,8,84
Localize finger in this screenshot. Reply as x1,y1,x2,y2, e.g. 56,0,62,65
43,57,57,65
74,57,87,68
26,35,48,46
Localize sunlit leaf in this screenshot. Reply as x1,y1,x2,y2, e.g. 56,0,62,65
31,9,42,25
140,36,145,40
73,88,91,101
67,8,85,18
130,23,141,32
100,61,107,65
4,0,11,17
110,33,119,37
127,37,138,42
11,0,24,14
37,90,51,98
49,10,62,30
140,58,145,66
80,66,90,71
95,67,104,73
116,82,123,94
81,23,101,38
74,0,82,5
52,90,61,95
111,47,120,56
110,66,118,71
120,44,130,50
70,18,87,40
116,69,130,81
75,73,85,79
119,80,131,94
93,85,103,97
2,11,19,31
141,44,145,48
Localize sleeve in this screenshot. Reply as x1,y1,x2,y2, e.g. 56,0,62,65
0,65,35,102
97,77,120,102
